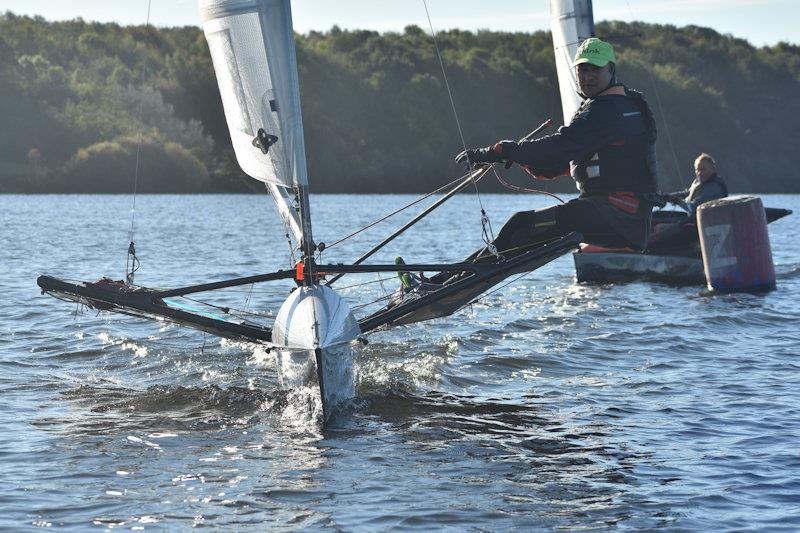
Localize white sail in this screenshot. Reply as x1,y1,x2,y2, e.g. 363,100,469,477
549,0,595,125
200,0,308,189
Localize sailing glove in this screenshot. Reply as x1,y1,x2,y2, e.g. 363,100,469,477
455,141,514,169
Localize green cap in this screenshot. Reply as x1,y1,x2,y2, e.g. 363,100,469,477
572,37,616,67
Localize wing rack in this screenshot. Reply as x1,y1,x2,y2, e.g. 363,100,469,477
36,271,296,344
357,232,581,332
38,232,581,342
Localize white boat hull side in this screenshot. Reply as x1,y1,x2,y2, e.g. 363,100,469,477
573,251,705,283
317,343,355,413
272,285,360,418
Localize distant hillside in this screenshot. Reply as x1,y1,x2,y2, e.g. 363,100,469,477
1,12,798,193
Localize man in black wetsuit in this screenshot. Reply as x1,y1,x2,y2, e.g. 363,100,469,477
664,153,728,217
456,38,659,259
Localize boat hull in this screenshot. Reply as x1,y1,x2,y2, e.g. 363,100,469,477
573,249,704,283
272,285,360,421
573,207,791,284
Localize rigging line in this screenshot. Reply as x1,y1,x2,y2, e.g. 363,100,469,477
462,270,535,310
126,0,152,283
334,276,396,292
421,0,493,234
623,0,684,187
491,166,566,203
283,219,297,266
351,292,395,313
243,283,254,316
267,183,299,265
325,172,466,249
376,274,390,305
421,0,469,162
325,166,490,287
174,295,272,322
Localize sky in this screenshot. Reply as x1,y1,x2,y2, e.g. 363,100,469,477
0,0,796,47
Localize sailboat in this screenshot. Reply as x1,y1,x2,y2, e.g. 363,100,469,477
550,0,791,283
573,207,791,283
38,0,582,422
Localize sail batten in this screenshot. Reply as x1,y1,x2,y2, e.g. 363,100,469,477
549,0,595,125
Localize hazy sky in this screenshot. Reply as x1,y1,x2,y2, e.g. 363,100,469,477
0,0,795,47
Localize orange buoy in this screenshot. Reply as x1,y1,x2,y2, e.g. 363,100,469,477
697,196,775,292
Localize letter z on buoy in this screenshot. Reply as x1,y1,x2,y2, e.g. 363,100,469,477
697,196,776,292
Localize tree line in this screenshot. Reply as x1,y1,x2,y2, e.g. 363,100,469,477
1,12,798,194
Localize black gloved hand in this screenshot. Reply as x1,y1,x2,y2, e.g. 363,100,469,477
455,142,507,170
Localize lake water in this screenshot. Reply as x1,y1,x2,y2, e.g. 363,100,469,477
2,193,799,531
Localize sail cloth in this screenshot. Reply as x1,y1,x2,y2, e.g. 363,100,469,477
200,0,308,188
549,0,595,125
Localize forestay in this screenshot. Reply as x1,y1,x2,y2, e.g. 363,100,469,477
549,0,595,125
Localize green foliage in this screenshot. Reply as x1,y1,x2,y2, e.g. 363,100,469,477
62,136,209,193
298,25,560,193
0,12,797,193
0,12,223,193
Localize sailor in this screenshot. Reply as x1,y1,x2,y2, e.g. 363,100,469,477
456,38,659,259
645,153,728,249
664,153,728,217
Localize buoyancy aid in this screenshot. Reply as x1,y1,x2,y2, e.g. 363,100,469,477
569,86,659,197
687,174,728,202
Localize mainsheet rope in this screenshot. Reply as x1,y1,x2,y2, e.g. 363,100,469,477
492,165,566,203
421,0,499,254
126,0,152,284
324,172,467,250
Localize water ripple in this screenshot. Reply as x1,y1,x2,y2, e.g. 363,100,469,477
2,194,799,530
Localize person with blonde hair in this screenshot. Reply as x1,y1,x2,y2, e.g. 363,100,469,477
664,153,728,216
647,153,729,249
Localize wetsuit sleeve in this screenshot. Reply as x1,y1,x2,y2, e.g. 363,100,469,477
501,99,624,174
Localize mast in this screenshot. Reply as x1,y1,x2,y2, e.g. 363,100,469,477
549,0,595,124
296,183,316,285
